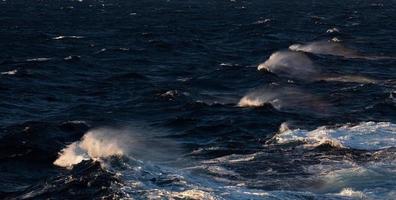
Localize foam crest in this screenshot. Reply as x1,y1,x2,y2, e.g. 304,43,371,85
321,75,377,84
54,129,125,168
273,121,396,150
289,40,396,60
337,188,365,198
258,51,318,80
1,69,18,75
289,41,359,58
54,127,180,169
305,152,396,199
238,91,277,108
52,35,84,40
25,57,52,62
238,86,330,114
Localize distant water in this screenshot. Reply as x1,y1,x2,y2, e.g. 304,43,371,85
1,0,396,199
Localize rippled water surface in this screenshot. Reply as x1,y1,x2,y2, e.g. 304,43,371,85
1,0,396,199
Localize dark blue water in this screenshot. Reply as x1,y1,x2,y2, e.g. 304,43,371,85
1,0,396,199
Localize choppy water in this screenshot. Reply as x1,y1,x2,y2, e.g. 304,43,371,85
1,0,396,199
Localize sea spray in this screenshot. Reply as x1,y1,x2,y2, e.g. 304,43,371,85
258,49,378,84
54,129,126,168
289,40,396,60
238,85,331,114
54,127,180,169
272,121,396,150
289,41,359,58
258,51,319,80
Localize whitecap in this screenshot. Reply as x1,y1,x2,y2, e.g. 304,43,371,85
289,40,359,58
305,152,396,199
238,86,330,114
26,57,52,62
337,188,365,198
52,35,84,40
54,129,125,168
289,40,396,60
320,75,377,84
253,19,271,24
326,28,340,33
258,51,319,80
1,69,18,75
272,121,396,150
54,127,180,169
160,90,179,98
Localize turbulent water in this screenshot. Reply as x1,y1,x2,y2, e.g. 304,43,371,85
1,0,396,199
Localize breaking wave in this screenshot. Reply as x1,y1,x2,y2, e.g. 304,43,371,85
54,127,179,169
52,35,85,40
258,49,379,84
272,121,396,150
289,41,359,58
257,51,319,80
54,129,126,168
320,75,377,84
289,40,395,60
238,85,330,114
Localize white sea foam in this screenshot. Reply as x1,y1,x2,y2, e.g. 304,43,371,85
289,40,396,60
253,18,271,24
54,127,179,169
258,51,318,80
305,152,396,200
1,69,18,75
321,75,377,84
273,121,396,150
289,41,359,58
257,49,377,84
54,129,125,168
238,87,292,109
238,86,330,114
26,57,52,62
52,35,84,40
326,28,340,33
337,188,365,198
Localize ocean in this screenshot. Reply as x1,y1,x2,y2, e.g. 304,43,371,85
1,0,396,199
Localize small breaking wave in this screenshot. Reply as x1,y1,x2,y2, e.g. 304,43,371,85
53,129,125,168
54,127,179,169
258,51,319,80
320,75,377,84
305,150,396,199
289,40,396,60
52,35,84,40
289,41,359,58
238,86,330,114
1,69,18,75
258,49,379,84
272,121,396,150
326,28,340,33
26,57,52,62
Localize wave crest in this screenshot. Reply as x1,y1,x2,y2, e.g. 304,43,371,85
272,121,396,150
289,41,359,58
289,40,395,60
258,51,318,80
54,129,125,168
238,86,330,114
